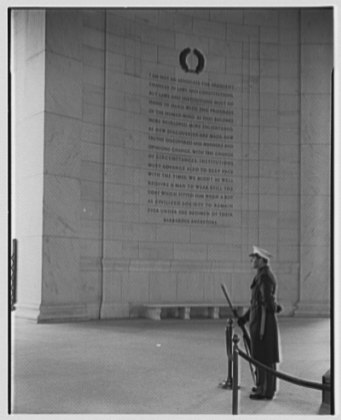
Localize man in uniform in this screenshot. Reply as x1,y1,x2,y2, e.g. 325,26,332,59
238,246,281,400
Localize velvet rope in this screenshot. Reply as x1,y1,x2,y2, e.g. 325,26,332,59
237,348,331,392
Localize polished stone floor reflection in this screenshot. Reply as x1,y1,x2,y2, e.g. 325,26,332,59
11,316,331,415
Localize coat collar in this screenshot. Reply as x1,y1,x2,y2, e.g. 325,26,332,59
250,266,269,288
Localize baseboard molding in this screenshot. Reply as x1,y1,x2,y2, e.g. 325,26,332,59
15,302,101,323
14,303,41,321
15,302,131,322
16,300,327,322
294,302,331,317
100,302,130,319
37,303,91,323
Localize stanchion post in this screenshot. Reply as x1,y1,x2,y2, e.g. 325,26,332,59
11,239,18,311
225,317,233,388
219,317,234,389
232,334,240,415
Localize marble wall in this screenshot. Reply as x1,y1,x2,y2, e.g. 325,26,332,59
79,10,106,318
99,8,305,318
297,9,333,316
12,8,333,321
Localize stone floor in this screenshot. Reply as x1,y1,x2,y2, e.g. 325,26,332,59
10,315,332,416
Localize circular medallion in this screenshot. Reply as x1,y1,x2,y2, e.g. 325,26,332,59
179,47,205,74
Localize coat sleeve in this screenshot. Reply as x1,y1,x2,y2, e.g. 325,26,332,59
259,275,277,314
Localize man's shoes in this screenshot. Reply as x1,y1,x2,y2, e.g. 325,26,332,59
249,393,265,400
249,393,274,400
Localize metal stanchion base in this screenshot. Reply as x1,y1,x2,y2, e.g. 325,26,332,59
219,379,232,389
218,379,239,390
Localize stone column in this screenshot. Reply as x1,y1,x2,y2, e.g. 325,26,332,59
13,9,87,321
11,10,46,320
296,9,333,316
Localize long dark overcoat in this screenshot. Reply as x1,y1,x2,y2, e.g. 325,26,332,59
248,266,280,364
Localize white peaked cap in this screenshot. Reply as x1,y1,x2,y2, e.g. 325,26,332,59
249,245,272,260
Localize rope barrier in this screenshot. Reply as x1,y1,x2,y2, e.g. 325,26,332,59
11,239,18,312
237,347,331,392
230,333,331,415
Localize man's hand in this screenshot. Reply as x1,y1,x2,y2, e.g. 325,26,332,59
276,304,283,313
237,316,246,327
